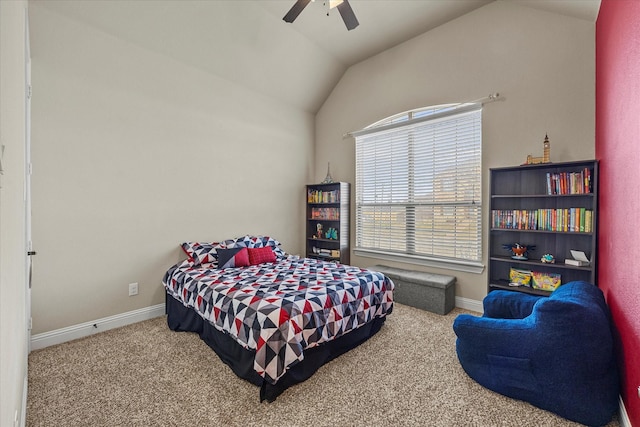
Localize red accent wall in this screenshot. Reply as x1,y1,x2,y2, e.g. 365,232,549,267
596,0,640,423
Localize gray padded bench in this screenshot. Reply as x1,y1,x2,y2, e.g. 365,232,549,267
371,265,456,315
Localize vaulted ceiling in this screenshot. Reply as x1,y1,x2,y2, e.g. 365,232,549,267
31,0,600,113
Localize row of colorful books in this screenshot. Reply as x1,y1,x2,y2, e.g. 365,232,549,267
308,189,340,204
311,207,340,220
491,208,593,232
546,169,592,195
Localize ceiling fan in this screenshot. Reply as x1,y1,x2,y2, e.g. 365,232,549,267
283,0,359,31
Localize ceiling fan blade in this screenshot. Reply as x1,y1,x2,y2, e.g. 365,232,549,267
337,0,359,30
283,0,312,23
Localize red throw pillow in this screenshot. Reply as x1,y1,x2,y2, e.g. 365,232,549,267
217,247,250,269
248,247,276,265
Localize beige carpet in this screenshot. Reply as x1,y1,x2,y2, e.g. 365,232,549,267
27,303,620,427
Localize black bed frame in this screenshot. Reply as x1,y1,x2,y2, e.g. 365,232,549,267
165,293,389,402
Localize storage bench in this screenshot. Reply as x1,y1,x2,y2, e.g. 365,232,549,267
371,265,456,315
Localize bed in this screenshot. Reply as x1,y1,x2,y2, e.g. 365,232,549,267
162,235,394,402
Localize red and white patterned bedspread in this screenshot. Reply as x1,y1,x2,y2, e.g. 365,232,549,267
163,256,394,384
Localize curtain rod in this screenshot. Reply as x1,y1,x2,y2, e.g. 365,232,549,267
468,92,501,104
344,92,502,139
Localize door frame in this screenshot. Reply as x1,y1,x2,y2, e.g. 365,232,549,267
24,5,32,353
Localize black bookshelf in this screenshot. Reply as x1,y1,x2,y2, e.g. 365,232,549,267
488,160,598,295
306,182,350,264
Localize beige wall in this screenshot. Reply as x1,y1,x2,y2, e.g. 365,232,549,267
315,2,595,302
29,5,314,334
27,1,596,334
0,1,29,425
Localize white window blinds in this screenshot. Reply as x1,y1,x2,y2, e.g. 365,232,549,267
354,105,482,265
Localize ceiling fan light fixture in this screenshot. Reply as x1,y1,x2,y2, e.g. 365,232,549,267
283,0,358,30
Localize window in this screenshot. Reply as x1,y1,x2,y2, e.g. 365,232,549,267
354,104,482,271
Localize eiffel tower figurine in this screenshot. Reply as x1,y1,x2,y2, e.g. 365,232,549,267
321,162,334,184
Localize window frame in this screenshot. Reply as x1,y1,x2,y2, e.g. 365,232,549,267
353,104,484,274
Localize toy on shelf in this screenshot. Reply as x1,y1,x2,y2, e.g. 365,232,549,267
503,243,536,260
325,227,338,240
541,253,555,264
524,134,551,165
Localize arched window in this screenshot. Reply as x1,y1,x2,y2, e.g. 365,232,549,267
353,104,482,271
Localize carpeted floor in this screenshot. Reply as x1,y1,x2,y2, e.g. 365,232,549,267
27,303,620,426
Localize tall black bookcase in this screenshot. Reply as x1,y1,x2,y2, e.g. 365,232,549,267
488,160,598,296
306,182,350,264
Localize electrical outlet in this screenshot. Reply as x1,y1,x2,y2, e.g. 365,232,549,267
128,282,138,296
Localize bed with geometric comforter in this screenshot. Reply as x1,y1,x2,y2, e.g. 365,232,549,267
162,235,394,401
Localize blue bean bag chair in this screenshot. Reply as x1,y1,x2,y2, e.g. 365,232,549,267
453,281,619,426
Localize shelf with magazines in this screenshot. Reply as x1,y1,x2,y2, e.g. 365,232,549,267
488,160,598,296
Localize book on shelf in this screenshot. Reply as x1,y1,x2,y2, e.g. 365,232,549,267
307,189,340,204
545,168,593,195
491,208,592,232
310,207,340,220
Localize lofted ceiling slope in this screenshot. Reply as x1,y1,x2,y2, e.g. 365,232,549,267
30,0,600,113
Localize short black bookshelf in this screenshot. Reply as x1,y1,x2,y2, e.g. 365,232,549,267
488,160,598,296
306,182,350,264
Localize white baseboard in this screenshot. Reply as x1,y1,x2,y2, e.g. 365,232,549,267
30,303,165,351
619,395,632,427
455,296,483,313
20,373,27,427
